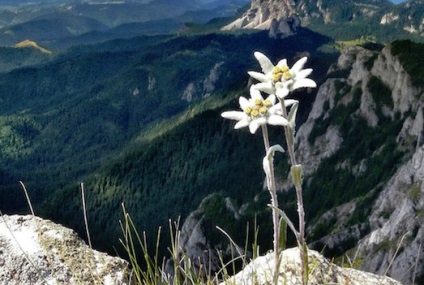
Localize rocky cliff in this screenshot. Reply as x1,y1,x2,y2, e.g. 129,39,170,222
222,0,424,40
222,0,296,30
297,43,424,284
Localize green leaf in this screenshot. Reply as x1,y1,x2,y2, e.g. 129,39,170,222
290,164,303,189
279,217,287,251
287,100,299,130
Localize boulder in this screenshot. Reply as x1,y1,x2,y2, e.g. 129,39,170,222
0,214,128,285
221,247,402,285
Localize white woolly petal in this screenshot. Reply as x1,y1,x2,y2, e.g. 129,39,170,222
253,82,275,95
250,87,264,100
276,87,289,99
275,81,289,89
248,71,268,82
265,94,276,105
267,115,289,126
292,78,317,90
256,117,267,125
248,120,260,134
254,52,274,74
234,119,250,129
291,57,308,73
221,111,246,121
269,104,283,115
239,96,250,110
276,59,287,68
295,68,313,79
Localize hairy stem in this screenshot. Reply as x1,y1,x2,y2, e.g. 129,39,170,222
279,99,307,285
261,125,280,285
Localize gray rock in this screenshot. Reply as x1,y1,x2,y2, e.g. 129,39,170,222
167,194,244,278
0,215,128,285
202,62,225,98
295,78,344,176
371,46,421,115
221,248,402,285
221,0,295,30
356,146,424,284
268,15,300,38
182,62,225,102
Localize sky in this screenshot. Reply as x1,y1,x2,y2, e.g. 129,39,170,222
0,0,408,5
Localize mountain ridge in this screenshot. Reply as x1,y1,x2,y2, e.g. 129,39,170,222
223,0,424,42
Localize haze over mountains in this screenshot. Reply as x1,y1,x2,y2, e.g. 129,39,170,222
0,0,249,49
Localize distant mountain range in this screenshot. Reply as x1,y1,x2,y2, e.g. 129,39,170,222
0,0,249,49
0,0,421,52
224,0,424,42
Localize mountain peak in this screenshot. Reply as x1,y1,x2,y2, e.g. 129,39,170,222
222,0,295,30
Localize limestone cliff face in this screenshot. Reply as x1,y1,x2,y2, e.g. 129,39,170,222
221,0,377,30
297,44,423,173
169,194,243,276
357,146,424,284
295,44,424,284
222,0,424,39
181,62,225,102
380,1,424,36
222,0,296,30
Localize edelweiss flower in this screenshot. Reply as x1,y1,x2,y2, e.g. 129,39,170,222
248,52,317,99
221,87,289,134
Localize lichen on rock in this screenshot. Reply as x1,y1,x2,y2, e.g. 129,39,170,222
221,247,402,285
0,214,128,285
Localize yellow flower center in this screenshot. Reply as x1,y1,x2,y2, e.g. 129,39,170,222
251,109,259,117
246,98,272,119
283,70,292,80
272,65,291,83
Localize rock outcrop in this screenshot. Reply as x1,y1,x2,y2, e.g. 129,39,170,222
356,145,424,284
222,0,295,31
182,62,225,102
0,215,128,285
221,247,402,285
168,194,243,276
222,0,424,39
